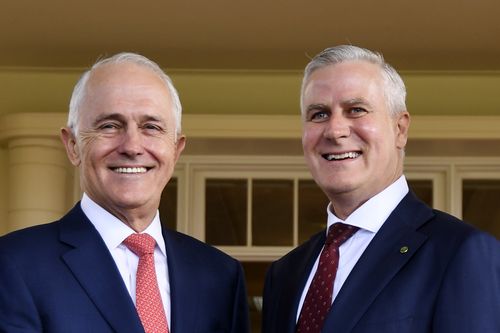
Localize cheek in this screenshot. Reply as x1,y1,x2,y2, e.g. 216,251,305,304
146,138,178,161
79,137,117,166
356,118,394,145
357,116,382,134
302,126,321,148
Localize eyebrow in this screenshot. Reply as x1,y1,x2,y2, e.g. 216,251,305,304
139,115,165,124
92,113,126,128
305,103,329,113
91,113,166,128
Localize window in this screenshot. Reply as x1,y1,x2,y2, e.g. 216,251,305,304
192,169,317,255
462,179,500,238
205,178,247,245
453,160,500,238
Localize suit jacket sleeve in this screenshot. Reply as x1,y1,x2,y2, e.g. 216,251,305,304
231,262,250,333
433,231,500,332
262,261,282,333
261,262,273,333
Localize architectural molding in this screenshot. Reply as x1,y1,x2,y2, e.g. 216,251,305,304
409,116,500,139
2,69,500,117
1,113,500,143
0,113,66,143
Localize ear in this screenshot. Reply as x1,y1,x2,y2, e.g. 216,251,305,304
395,111,410,149
173,134,186,164
60,127,81,166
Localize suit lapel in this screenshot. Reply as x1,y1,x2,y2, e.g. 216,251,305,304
323,192,434,332
163,229,201,333
59,204,145,333
277,232,326,333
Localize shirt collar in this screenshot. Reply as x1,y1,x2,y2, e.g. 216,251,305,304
81,193,166,256
327,175,409,233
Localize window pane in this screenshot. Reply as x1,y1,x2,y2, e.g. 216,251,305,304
408,179,433,207
298,180,329,244
159,177,177,230
241,261,270,333
205,179,247,245
252,179,294,246
463,179,500,238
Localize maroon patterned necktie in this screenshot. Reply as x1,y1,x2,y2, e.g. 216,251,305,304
296,223,359,333
123,233,169,333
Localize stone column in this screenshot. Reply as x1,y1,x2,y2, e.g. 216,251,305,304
7,136,71,232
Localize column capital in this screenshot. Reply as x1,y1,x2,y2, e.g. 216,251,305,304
0,112,66,146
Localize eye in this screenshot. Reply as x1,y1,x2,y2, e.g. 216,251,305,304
348,107,368,117
309,110,330,122
142,123,165,133
98,122,121,131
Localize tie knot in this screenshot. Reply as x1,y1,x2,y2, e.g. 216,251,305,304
123,233,156,257
326,223,359,246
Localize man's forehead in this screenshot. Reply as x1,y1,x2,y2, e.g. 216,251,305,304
90,111,166,124
87,62,165,90
310,61,381,81
83,64,169,99
78,68,172,124
305,63,383,93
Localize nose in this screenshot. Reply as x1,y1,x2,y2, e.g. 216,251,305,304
323,111,350,140
118,126,144,156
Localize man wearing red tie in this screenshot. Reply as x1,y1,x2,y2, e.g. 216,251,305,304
262,45,500,333
0,53,249,333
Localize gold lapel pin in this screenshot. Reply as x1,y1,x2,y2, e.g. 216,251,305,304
400,246,409,254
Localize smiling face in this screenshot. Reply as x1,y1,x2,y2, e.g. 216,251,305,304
61,62,185,226
301,61,409,219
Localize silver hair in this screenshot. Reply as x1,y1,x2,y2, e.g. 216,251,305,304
68,52,182,139
301,45,407,117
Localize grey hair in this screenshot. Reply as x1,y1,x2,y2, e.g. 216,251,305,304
68,52,182,139
301,45,407,117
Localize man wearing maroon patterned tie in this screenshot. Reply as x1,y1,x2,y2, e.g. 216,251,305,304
262,45,500,333
0,53,249,333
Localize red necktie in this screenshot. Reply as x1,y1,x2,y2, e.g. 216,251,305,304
296,223,359,333
124,233,169,333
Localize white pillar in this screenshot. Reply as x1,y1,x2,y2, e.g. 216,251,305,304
7,137,71,231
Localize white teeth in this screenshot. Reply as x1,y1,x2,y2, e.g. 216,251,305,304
324,152,360,161
113,167,147,174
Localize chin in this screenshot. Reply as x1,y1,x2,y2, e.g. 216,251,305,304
321,181,358,196
109,192,149,208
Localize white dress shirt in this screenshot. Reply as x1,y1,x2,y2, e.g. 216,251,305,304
81,193,171,324
296,175,409,321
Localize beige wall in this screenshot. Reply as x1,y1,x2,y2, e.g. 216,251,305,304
2,69,500,117
0,147,7,235
0,69,78,115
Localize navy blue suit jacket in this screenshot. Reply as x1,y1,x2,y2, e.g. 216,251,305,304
262,192,500,333
0,203,249,333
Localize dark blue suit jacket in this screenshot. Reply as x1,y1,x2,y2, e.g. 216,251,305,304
262,192,500,333
0,203,249,333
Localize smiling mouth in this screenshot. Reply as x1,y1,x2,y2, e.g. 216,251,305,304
322,151,361,161
111,167,149,174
